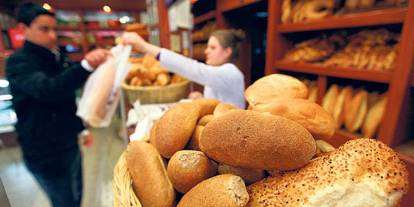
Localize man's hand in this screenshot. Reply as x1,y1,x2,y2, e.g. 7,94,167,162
85,49,111,69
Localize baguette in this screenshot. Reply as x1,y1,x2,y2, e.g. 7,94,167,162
125,141,175,207
247,138,409,207
154,102,200,158
252,98,335,139
167,150,217,193
200,110,316,170
177,174,249,207
333,86,353,128
244,74,308,106
345,90,368,132
322,84,340,115
362,97,387,138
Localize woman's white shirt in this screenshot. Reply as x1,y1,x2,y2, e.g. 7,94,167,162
159,48,245,108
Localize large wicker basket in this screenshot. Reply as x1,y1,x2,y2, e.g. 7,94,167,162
122,80,190,105
112,152,142,207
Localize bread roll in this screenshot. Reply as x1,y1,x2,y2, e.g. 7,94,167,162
252,98,335,139
333,86,353,128
362,97,387,138
177,174,249,207
213,102,238,118
154,102,200,158
308,85,318,103
193,99,220,117
198,115,214,126
345,90,368,133
322,84,340,115
167,150,217,193
200,110,316,170
247,138,409,207
218,163,265,185
315,139,335,155
244,74,308,106
125,141,175,207
188,125,204,151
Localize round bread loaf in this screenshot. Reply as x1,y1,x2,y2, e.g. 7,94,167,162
244,74,308,106
167,150,217,193
252,98,335,139
218,163,265,185
154,102,200,158
193,99,220,117
125,141,175,207
247,138,409,207
198,115,214,126
200,110,316,170
188,125,205,151
177,174,249,207
213,102,238,117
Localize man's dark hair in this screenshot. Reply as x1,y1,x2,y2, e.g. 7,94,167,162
16,2,55,26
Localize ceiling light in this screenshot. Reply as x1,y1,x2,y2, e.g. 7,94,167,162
103,5,112,13
42,3,52,10
119,16,130,24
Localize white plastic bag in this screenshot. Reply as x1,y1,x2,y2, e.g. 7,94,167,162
76,45,132,127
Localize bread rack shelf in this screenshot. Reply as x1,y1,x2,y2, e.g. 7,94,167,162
267,1,414,205
192,37,209,43
194,11,216,25
278,7,407,33
274,61,392,84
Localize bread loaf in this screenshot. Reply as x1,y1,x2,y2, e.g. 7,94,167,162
252,98,335,139
200,110,316,170
308,85,318,103
167,150,217,193
333,86,353,128
213,102,238,117
154,102,200,158
197,115,214,126
345,90,368,132
177,174,249,207
247,138,409,207
322,84,339,115
188,125,204,151
125,141,175,207
362,97,387,138
193,99,220,117
218,163,265,185
244,74,308,106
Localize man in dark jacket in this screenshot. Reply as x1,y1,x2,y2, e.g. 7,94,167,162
5,3,109,207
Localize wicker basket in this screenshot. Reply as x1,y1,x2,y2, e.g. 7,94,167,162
112,152,142,207
122,80,190,105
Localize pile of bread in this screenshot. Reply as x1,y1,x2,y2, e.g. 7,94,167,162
192,21,216,41
284,29,399,71
322,84,388,137
281,0,406,24
125,55,185,87
121,74,408,207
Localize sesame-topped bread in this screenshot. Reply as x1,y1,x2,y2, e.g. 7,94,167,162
247,138,409,207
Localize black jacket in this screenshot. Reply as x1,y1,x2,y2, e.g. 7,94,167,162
6,41,91,156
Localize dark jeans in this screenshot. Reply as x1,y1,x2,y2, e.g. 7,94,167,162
23,145,83,207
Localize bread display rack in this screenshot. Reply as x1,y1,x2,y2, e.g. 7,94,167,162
265,1,414,206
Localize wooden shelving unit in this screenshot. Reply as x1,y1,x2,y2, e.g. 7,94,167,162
274,61,393,84
278,7,407,33
193,11,215,25
266,1,414,205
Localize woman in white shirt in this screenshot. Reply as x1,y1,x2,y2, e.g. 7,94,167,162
122,29,246,108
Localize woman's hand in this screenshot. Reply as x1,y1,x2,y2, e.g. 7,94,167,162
188,91,203,100
122,32,148,52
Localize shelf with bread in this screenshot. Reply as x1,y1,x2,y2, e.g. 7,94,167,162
267,1,414,205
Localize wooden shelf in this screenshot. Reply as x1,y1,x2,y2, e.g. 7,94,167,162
192,37,209,43
398,152,414,165
274,61,393,83
194,11,216,25
278,7,407,33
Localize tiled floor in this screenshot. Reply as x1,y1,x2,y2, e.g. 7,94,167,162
0,126,126,207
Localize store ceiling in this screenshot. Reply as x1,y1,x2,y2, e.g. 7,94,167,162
0,0,146,12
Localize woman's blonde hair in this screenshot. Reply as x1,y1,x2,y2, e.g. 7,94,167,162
211,29,246,63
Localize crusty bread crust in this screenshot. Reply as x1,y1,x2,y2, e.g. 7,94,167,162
200,110,316,170
247,138,409,207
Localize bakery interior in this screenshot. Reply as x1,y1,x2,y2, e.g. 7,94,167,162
0,0,413,206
